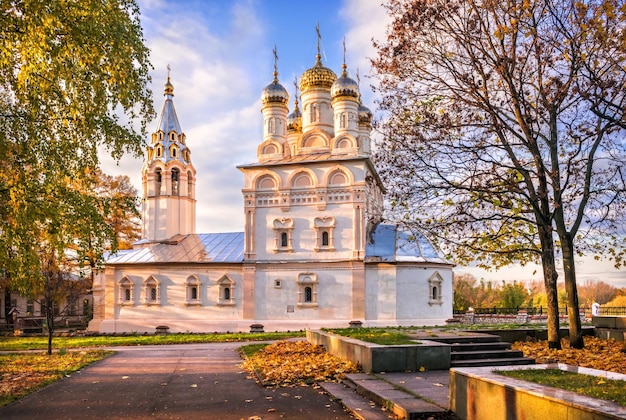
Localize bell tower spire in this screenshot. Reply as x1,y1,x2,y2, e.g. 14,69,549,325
141,69,196,242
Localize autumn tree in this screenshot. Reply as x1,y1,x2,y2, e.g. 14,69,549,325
453,273,479,312
0,1,153,353
373,0,626,349
499,281,528,309
578,280,617,306
92,169,141,251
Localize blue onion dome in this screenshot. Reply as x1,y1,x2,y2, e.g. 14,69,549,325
287,98,302,132
300,53,337,93
331,64,359,100
359,102,373,125
261,71,289,107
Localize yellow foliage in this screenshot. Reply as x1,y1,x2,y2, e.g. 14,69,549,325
242,340,359,387
512,336,626,374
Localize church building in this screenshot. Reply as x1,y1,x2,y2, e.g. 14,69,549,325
88,47,453,333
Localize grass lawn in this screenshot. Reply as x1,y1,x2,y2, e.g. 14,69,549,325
322,327,417,345
498,369,626,406
0,331,304,351
0,350,113,407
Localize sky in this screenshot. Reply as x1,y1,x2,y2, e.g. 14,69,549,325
100,0,625,289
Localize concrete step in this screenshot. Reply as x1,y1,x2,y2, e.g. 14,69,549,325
450,357,535,368
342,373,453,420
429,333,502,344
319,381,392,420
450,341,511,352
451,349,525,361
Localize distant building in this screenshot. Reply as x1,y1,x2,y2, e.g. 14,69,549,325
88,46,453,333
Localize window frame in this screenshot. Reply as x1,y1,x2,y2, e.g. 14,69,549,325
428,272,444,306
217,276,235,306
185,276,202,306
296,273,318,307
143,276,161,306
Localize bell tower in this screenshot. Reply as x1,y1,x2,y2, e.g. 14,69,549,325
141,72,196,241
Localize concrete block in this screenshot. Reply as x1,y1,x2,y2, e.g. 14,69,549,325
592,316,617,328
307,330,451,373
450,364,626,420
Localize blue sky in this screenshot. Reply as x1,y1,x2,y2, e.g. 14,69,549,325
100,0,625,288
102,0,387,232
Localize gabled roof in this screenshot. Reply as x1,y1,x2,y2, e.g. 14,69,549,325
106,225,448,265
107,233,244,264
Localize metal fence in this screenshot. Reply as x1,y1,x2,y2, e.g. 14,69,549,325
453,306,626,316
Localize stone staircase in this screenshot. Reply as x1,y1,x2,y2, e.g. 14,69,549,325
435,334,535,368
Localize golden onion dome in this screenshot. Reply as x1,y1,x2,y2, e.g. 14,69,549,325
287,98,302,132
300,54,337,93
359,103,373,125
331,64,359,100
261,71,289,107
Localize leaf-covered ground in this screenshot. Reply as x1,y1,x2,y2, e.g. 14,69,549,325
241,340,359,386
0,350,113,407
512,336,626,374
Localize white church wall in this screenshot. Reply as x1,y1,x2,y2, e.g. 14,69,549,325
394,266,452,323
252,266,353,322
364,264,398,321
253,205,359,261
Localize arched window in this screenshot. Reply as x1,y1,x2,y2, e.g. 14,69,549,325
156,146,163,157
292,173,312,187
171,168,180,196
155,168,162,196
340,112,347,128
217,276,235,306
329,170,348,186
281,232,288,247
185,276,201,306
187,171,193,197
257,176,277,190
262,144,278,154
314,216,335,252
428,273,444,306
273,218,294,253
297,273,318,307
143,277,161,306
118,277,135,305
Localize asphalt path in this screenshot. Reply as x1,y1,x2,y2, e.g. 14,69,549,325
0,342,355,419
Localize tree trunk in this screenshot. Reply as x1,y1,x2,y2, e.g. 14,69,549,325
561,235,584,349
539,224,561,349
45,275,54,356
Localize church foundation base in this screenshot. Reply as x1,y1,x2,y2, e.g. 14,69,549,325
90,318,451,334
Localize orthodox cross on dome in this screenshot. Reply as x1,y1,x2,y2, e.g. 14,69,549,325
273,45,279,80
342,37,348,74
316,22,321,57
293,77,299,105
167,64,171,79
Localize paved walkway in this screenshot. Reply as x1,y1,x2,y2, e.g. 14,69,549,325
0,343,355,420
